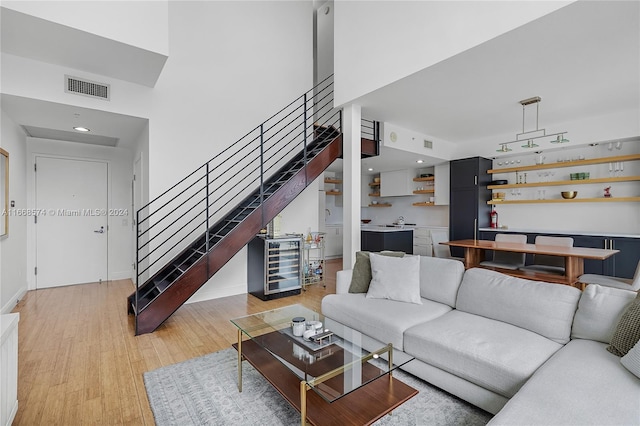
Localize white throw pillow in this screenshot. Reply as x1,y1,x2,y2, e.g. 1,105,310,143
621,340,640,379
366,253,422,304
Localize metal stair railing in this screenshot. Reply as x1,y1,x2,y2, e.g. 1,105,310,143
134,75,340,313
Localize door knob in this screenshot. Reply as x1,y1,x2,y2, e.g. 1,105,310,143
94,226,105,234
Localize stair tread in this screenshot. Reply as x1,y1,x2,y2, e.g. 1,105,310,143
132,130,342,334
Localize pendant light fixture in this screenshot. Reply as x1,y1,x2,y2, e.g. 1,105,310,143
497,96,568,151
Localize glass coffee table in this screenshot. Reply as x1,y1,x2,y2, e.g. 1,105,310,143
231,304,417,426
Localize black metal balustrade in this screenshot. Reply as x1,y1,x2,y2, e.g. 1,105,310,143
128,74,379,334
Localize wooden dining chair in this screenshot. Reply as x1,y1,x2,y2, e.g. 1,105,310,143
579,260,640,291
519,236,574,275
479,233,527,270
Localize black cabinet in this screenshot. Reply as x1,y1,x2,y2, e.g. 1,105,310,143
480,231,640,280
610,238,640,278
449,157,492,258
361,230,413,254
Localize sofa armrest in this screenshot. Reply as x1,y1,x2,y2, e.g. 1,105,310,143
336,269,353,294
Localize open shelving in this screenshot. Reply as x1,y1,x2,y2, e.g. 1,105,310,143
488,197,640,205
487,153,640,205
488,153,640,174
488,175,640,190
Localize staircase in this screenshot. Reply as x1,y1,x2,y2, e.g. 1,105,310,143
128,76,378,335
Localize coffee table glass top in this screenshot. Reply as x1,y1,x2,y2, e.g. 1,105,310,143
231,304,413,403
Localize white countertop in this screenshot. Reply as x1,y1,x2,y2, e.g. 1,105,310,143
478,227,640,239
361,225,414,232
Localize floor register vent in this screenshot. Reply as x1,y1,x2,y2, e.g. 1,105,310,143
64,75,110,100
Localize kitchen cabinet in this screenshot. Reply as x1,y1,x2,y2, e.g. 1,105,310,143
247,236,302,300
380,170,413,197
434,163,450,205
412,164,451,206
324,225,343,258
413,227,432,256
572,235,640,278
361,229,413,254
479,230,640,280
449,157,492,258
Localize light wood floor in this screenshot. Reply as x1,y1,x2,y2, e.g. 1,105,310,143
11,258,341,425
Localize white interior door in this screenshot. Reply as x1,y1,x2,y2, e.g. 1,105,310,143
35,156,108,288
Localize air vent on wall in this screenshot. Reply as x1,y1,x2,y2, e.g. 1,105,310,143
64,75,110,100
424,139,433,149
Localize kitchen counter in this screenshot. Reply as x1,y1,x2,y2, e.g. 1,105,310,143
361,225,413,233
478,227,640,239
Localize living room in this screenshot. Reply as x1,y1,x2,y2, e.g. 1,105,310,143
1,1,639,424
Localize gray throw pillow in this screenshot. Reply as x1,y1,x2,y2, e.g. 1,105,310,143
607,293,640,357
366,253,422,304
348,251,405,293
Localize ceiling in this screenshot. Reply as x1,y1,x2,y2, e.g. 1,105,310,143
1,94,148,149
357,1,639,146
1,1,637,168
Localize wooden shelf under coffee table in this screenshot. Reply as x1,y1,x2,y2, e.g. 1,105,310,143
231,305,418,426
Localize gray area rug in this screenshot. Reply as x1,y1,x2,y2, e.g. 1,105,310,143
144,347,492,426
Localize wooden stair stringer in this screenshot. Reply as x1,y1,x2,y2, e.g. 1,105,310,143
133,134,342,334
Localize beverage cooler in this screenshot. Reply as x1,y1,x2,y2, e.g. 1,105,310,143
248,235,303,300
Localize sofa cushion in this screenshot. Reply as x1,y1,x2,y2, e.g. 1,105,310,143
621,340,640,379
366,253,422,304
348,251,405,293
571,284,637,344
607,292,640,357
321,293,451,350
456,268,581,344
404,310,563,398
418,256,465,308
488,339,640,426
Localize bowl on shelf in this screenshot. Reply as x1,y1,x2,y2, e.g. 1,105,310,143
561,191,578,199
361,219,372,224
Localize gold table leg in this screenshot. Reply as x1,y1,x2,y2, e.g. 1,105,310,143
237,328,243,392
300,381,309,426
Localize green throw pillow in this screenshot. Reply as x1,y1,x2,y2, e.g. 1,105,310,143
607,293,640,357
348,251,405,293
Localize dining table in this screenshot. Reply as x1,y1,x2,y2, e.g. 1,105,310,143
442,239,620,287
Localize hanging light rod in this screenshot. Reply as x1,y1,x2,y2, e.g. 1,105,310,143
497,96,568,152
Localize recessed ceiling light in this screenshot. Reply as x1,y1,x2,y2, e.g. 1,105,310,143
416,160,424,164
73,126,90,132
367,168,373,171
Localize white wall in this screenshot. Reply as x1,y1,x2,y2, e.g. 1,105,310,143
25,138,134,288
1,0,169,55
0,111,28,313
333,0,572,106
3,1,318,303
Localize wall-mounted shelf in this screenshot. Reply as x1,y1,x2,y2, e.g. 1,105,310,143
488,175,640,190
369,192,380,197
488,154,640,174
413,176,435,182
412,202,435,207
369,182,380,187
488,197,640,205
324,178,342,184
326,191,342,196
413,189,435,194
369,203,392,207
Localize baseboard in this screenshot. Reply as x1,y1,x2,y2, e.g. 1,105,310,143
185,282,247,304
108,270,133,281
1,286,27,314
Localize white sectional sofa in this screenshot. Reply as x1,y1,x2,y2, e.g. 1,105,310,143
321,255,640,424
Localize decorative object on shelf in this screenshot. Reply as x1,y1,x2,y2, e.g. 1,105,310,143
604,187,612,198
361,219,372,224
496,96,568,152
490,180,508,185
561,191,578,199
